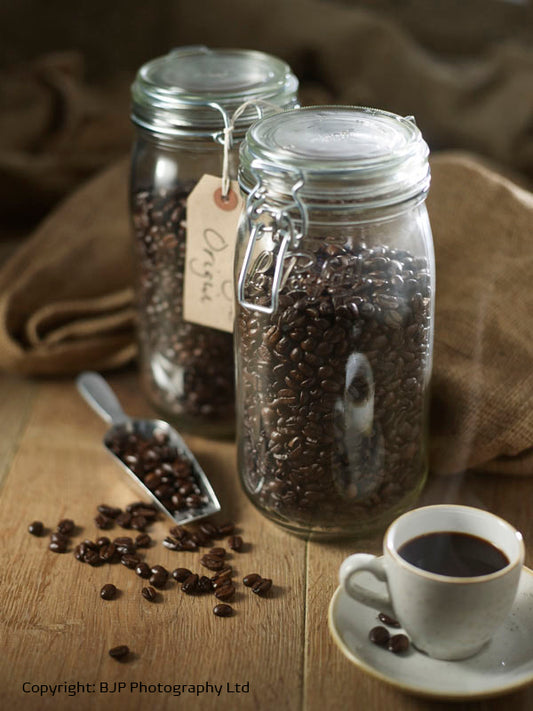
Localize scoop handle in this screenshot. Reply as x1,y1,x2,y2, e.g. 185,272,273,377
76,371,129,425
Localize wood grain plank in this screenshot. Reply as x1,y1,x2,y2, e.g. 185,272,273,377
304,474,533,711
0,374,306,711
0,374,37,488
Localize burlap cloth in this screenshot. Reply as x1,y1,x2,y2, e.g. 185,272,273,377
0,1,532,476
0,153,531,477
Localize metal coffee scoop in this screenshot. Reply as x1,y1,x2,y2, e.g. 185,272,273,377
76,371,221,525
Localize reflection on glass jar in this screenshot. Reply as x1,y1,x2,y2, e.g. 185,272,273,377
236,106,434,537
130,47,298,436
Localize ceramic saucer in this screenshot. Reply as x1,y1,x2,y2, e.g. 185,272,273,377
328,566,533,700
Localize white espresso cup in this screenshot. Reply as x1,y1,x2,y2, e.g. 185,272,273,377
339,505,525,660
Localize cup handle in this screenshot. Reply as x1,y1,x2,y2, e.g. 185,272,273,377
339,554,392,610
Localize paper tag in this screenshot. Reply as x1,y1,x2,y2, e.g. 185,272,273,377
183,174,243,333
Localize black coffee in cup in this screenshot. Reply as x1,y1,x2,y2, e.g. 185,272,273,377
398,531,509,577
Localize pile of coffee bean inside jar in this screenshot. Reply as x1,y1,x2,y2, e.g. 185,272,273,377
131,182,234,425
238,239,431,533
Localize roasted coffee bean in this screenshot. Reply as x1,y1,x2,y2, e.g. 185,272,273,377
83,539,99,550
228,536,243,552
99,543,117,562
179,539,198,551
74,544,85,561
387,634,410,654
116,542,137,555
114,536,135,546
135,533,151,548
151,565,168,577
28,521,44,536
57,519,75,535
212,578,232,591
369,626,390,646
109,645,129,660
100,584,117,600
50,531,69,545
149,571,167,589
181,573,199,594
214,583,235,602
162,536,181,551
121,554,140,569
131,183,234,425
217,522,235,537
211,567,233,584
200,554,225,571
208,547,226,559
243,573,262,588
198,576,214,593
169,525,189,541
141,586,157,602
116,512,132,528
85,549,101,566
172,567,192,583
252,578,272,596
96,537,111,548
97,504,122,519
213,603,233,617
130,515,147,531
190,530,211,547
135,562,151,578
95,514,113,530
199,522,218,538
49,540,67,553
378,612,401,628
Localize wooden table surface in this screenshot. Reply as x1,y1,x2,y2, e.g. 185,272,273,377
1,370,532,711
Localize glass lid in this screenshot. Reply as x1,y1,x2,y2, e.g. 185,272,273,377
239,106,430,207
131,46,298,135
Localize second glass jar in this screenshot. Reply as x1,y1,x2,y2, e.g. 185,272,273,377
130,46,298,436
235,106,435,537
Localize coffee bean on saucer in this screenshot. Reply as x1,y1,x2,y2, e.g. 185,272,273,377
369,626,390,646
378,612,401,628
100,584,117,600
252,578,272,595
135,562,151,578
388,634,410,654
109,645,129,660
213,603,233,617
228,535,243,552
172,567,192,582
243,573,262,588
141,586,157,602
28,521,44,536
